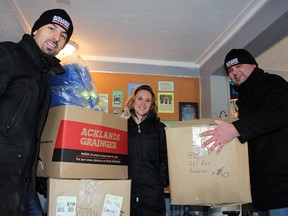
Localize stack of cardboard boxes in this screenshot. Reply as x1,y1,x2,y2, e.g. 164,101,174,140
40,105,252,214
38,105,131,216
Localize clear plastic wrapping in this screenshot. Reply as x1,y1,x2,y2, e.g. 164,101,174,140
50,54,103,111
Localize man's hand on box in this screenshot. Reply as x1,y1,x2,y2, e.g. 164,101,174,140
199,119,240,155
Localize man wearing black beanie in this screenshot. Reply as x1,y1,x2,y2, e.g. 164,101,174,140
200,49,288,215
0,9,73,216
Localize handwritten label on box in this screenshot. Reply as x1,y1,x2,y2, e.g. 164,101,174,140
102,194,123,216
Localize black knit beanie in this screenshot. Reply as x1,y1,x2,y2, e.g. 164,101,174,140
31,9,73,43
224,49,258,73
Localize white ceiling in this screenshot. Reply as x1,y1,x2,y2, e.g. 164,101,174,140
1,0,288,77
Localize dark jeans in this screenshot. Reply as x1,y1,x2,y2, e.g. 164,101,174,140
258,207,288,216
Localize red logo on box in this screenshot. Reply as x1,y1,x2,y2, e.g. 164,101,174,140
55,120,127,154
52,120,128,165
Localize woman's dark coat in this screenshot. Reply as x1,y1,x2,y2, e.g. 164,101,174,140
128,112,169,216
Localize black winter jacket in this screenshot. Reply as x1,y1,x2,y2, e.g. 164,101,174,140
128,112,169,216
0,34,63,215
232,68,288,210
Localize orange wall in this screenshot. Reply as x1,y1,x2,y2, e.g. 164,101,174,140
91,72,200,121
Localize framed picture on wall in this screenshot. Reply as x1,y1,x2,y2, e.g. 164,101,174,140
179,102,198,121
158,81,174,91
112,90,123,108
158,92,174,113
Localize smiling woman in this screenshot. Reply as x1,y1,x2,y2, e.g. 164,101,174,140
124,84,169,215
125,85,155,123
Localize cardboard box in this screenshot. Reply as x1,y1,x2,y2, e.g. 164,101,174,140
38,105,128,179
165,118,251,207
48,178,131,216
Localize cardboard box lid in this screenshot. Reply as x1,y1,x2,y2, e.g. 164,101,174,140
47,105,127,131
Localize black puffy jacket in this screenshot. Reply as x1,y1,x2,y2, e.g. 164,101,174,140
0,34,63,216
128,112,169,216
232,68,288,210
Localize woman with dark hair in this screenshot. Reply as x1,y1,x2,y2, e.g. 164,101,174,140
125,85,169,216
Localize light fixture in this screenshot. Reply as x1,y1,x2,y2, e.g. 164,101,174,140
57,41,79,58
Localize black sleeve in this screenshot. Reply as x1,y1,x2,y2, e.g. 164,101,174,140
233,75,288,143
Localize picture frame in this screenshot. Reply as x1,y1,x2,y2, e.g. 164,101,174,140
112,90,123,108
158,92,174,113
179,102,198,121
158,81,174,91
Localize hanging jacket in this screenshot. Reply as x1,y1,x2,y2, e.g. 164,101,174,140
128,112,169,216
232,68,288,210
0,34,63,216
